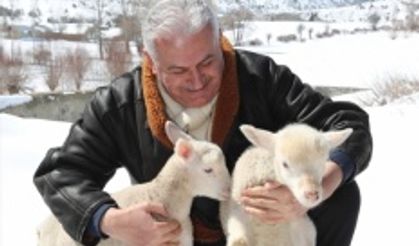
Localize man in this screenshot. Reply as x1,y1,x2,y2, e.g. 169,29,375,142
34,0,372,245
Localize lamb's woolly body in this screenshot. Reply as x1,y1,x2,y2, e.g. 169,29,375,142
230,147,275,200
113,156,193,221
38,156,196,246
37,121,230,246
221,123,352,246
221,147,315,246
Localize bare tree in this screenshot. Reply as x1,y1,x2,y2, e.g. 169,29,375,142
33,42,52,65
297,23,306,41
368,12,381,31
65,47,91,91
119,0,149,54
80,0,105,59
220,4,254,45
29,0,41,39
0,46,27,94
105,38,132,78
45,55,65,92
404,0,419,31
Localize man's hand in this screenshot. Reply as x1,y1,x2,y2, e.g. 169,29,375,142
100,202,181,246
241,182,307,224
240,161,343,224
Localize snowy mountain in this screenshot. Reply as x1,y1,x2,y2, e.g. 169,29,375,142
218,0,414,24
217,0,373,12
0,0,123,28
1,0,379,27
0,0,414,34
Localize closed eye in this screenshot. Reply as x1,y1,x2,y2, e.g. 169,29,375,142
204,168,213,173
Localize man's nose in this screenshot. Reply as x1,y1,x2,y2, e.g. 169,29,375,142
188,68,205,89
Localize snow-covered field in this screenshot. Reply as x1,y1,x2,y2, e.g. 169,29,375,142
235,23,419,88
0,115,130,245
1,96,418,245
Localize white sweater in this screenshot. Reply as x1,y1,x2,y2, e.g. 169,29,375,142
157,81,217,141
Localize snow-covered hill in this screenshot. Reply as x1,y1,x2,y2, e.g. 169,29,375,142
219,0,414,24
217,0,373,12
0,0,123,29
1,0,406,31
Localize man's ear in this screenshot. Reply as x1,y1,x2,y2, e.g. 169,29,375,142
165,121,193,145
239,124,276,152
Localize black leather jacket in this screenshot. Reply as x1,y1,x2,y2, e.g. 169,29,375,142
34,50,372,244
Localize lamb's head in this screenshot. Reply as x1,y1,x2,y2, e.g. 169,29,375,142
240,123,352,208
165,121,231,201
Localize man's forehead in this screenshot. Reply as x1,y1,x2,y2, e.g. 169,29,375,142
155,42,217,68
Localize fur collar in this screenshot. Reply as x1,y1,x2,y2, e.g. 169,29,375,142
141,37,239,149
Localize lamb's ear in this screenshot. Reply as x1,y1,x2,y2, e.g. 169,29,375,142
323,128,353,149
174,138,193,161
165,121,193,145
240,124,275,152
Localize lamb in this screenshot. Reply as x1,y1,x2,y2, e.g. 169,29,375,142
37,121,231,246
220,123,353,246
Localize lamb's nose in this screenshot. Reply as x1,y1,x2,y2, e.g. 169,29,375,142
304,191,319,202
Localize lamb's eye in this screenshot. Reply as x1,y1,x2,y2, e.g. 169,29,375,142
204,168,213,173
283,162,289,169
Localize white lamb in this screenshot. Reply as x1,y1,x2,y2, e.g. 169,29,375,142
37,121,231,246
221,123,353,246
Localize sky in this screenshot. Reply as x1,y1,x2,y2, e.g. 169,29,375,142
1,16,419,246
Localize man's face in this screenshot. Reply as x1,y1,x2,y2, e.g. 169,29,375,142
149,25,224,108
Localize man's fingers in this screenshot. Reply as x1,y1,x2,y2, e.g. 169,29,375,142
143,202,168,216
264,181,282,189
163,242,180,246
155,220,181,235
153,220,181,245
240,196,278,210
241,186,273,198
160,222,182,242
243,206,283,223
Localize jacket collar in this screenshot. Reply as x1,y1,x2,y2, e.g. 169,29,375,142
141,37,239,149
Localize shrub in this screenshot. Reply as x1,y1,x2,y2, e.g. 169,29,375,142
45,56,65,92
104,39,132,79
248,38,263,46
33,44,52,65
277,34,297,42
360,74,419,106
65,47,91,91
0,45,26,94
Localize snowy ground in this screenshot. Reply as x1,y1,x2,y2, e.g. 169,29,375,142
236,24,419,88
0,115,130,245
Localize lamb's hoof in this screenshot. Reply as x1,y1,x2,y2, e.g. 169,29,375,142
229,238,248,246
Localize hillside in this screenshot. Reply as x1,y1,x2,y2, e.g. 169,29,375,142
1,0,406,32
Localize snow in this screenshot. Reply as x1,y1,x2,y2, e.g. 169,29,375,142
1,95,419,245
353,103,419,245
0,95,32,110
234,24,419,88
0,114,130,246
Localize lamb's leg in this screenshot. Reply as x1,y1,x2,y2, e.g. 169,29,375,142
289,215,316,246
222,200,252,246
38,216,80,246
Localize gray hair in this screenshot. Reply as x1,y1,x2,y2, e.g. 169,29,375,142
142,0,220,61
